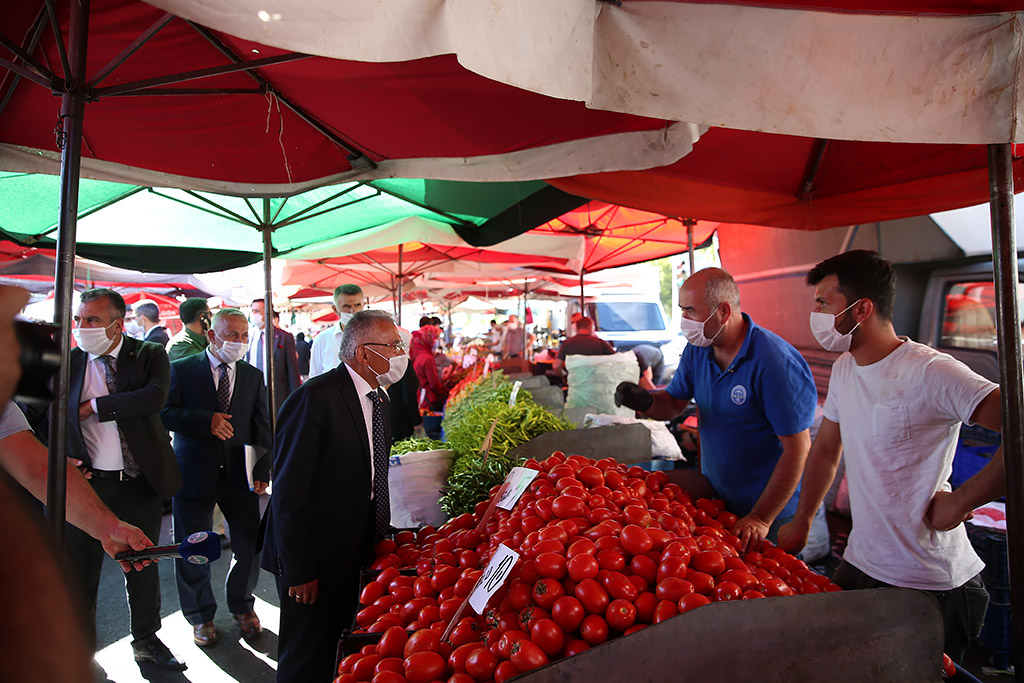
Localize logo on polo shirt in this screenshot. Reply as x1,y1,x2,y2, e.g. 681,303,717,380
730,385,747,405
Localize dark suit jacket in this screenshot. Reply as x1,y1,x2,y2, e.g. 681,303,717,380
247,326,301,415
145,326,170,347
161,352,272,501
66,335,182,500
260,364,390,587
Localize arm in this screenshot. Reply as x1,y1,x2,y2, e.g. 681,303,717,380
642,390,691,421
732,429,811,552
309,335,323,377
0,430,153,570
928,388,1005,530
160,361,217,437
95,343,171,421
777,418,843,553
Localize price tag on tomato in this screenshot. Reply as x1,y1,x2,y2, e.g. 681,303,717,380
495,467,539,511
469,544,519,614
508,380,522,407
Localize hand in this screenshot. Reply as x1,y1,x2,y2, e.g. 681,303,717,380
78,400,94,421
926,490,974,531
0,286,29,406
101,521,155,573
68,457,92,479
776,517,811,554
731,514,771,553
211,412,234,440
253,480,268,495
614,382,653,412
289,578,319,605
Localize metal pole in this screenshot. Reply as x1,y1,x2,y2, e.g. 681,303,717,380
47,0,90,544
523,280,529,360
261,198,276,434
687,221,696,276
396,243,403,326
986,143,1024,680
579,269,585,314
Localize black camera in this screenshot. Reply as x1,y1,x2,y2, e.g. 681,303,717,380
14,319,60,404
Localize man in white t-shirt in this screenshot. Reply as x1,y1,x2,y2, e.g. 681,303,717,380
309,284,364,378
778,250,1005,662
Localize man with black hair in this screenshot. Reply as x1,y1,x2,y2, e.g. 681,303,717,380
166,297,211,361
553,316,614,378
779,249,1004,662
132,300,169,347
310,284,364,378
246,299,301,415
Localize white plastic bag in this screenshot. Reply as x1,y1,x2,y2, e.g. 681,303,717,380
582,413,685,461
388,449,453,528
565,352,639,418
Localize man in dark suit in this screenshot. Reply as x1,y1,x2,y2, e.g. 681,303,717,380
162,309,272,648
294,332,311,381
63,288,185,671
261,309,406,683
133,300,170,347
246,299,300,416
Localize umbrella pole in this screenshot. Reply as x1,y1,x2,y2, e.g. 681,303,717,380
987,143,1024,677
579,269,585,314
262,199,276,435
47,0,91,543
684,218,696,276
523,281,529,360
397,243,403,326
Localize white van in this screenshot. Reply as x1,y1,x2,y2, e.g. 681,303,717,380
570,294,685,383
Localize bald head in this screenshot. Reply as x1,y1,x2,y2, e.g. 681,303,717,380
683,268,740,312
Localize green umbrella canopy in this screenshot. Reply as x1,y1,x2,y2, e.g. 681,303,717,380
0,172,584,273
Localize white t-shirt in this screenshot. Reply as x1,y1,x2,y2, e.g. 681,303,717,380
824,340,995,590
310,324,344,378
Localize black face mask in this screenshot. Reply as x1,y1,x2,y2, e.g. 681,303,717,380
200,314,211,333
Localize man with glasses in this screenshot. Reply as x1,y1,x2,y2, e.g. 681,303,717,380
261,310,407,683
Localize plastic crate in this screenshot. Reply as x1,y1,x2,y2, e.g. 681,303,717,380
958,423,1001,447
335,631,384,673
967,525,1010,600
952,443,998,490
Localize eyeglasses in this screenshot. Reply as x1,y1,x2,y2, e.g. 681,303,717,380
365,341,407,353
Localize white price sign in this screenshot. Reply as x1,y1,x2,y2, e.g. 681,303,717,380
469,544,519,614
495,467,539,511
508,380,522,407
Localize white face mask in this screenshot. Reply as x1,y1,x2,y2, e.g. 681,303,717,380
679,306,724,348
250,312,264,329
809,299,863,352
215,339,248,364
338,311,355,326
123,320,144,338
366,345,409,385
73,322,117,356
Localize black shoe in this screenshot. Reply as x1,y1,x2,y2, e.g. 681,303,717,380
132,635,187,671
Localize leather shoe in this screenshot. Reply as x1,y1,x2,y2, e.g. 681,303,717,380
233,611,262,638
132,635,186,671
193,621,218,647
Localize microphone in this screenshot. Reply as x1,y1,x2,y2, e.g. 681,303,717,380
115,531,222,565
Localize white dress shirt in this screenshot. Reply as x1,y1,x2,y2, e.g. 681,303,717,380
344,362,382,498
81,335,126,471
206,347,237,407
310,323,344,378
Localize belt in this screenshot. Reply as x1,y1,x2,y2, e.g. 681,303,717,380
90,469,137,482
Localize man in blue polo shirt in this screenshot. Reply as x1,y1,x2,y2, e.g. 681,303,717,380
616,267,825,555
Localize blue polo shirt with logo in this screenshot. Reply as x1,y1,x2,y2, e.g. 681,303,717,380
666,314,816,519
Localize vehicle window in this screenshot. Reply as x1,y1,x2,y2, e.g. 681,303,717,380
939,281,1024,350
593,302,666,331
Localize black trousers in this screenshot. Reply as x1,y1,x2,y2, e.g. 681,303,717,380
64,477,164,648
172,485,261,625
274,571,360,683
832,561,989,662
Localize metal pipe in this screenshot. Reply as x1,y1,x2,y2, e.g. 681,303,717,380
686,221,695,275
262,198,276,435
396,243,403,326
986,143,1024,680
47,0,90,544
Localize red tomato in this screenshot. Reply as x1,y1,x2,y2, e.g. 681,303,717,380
620,525,654,556
339,653,362,675
603,571,639,602
567,538,597,558
404,629,440,657
657,556,689,582
712,581,742,602
496,629,529,658
538,526,569,546
578,466,604,488
361,581,386,605
563,639,590,657
371,671,405,683
629,554,658,584
566,554,600,582
652,599,679,624
464,647,498,681
741,590,765,600
720,569,758,593
760,576,795,597
655,577,694,602
686,570,716,595
507,582,533,611
623,505,651,527
529,618,565,657
376,626,409,659
352,654,381,681
449,622,481,648
357,605,384,628
395,530,416,545
579,614,609,645
574,578,610,615
374,657,404,675
551,595,586,632
534,552,567,580
634,592,658,623
494,660,520,683
595,550,626,572
532,578,565,610
691,550,726,577
403,651,446,683
552,495,587,519
677,593,712,613
510,640,549,674
605,599,637,631
518,605,550,631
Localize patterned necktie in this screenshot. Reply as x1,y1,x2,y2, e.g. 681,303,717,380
98,355,141,478
217,363,231,413
367,390,391,536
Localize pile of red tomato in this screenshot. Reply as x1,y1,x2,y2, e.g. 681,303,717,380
335,452,840,683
